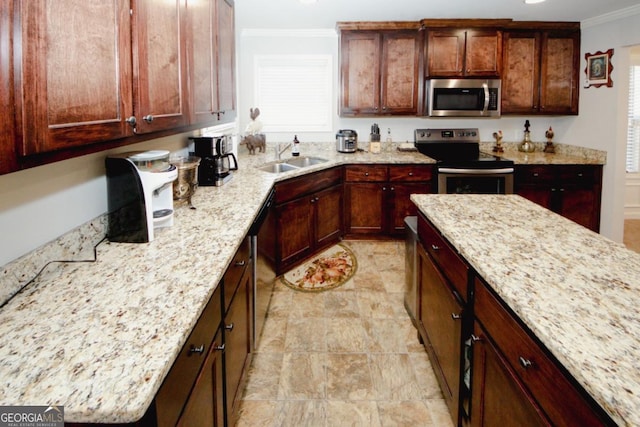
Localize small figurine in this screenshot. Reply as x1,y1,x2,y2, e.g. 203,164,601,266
492,130,504,153
241,107,266,154
544,126,556,153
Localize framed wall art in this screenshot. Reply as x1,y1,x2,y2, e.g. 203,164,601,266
584,49,614,88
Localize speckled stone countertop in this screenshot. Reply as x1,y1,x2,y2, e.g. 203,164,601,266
411,194,638,427
0,142,431,424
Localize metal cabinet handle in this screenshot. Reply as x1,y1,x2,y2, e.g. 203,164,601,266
235,260,246,267
390,187,395,191
365,172,369,176
431,244,440,251
533,172,539,177
383,187,387,191
214,343,225,351
451,313,462,320
225,323,234,331
125,116,137,126
408,172,414,176
189,344,205,356
143,114,154,123
470,334,482,343
519,356,533,369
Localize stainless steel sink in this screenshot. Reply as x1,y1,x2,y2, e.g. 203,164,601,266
284,156,328,167
256,162,299,174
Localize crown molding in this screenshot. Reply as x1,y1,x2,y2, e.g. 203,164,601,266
241,28,338,38
582,4,640,28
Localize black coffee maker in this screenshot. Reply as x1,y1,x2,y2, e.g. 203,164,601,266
190,136,238,186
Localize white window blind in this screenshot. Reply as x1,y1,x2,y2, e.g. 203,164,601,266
254,55,332,132
626,65,640,173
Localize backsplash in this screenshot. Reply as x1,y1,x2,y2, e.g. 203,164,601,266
0,215,108,307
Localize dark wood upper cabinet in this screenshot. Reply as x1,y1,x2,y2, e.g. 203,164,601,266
132,0,189,134
215,0,237,123
0,1,18,174
338,23,422,116
426,28,502,77
18,0,135,155
502,24,580,115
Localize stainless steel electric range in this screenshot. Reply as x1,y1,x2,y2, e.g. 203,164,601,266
414,128,514,194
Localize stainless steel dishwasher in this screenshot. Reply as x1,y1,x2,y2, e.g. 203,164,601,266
250,189,276,349
404,215,418,326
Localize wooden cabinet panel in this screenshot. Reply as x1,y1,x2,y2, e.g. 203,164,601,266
390,183,422,233
215,0,236,122
188,0,217,124
315,184,343,247
470,322,550,427
0,1,18,174
515,165,602,232
427,28,501,77
418,242,463,425
277,196,314,268
474,278,609,427
132,0,188,134
344,182,385,235
18,0,134,155
339,29,421,116
502,27,579,115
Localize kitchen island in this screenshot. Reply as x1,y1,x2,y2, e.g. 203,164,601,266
0,142,607,424
411,194,639,427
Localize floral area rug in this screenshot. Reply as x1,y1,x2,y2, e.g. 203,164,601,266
280,243,357,292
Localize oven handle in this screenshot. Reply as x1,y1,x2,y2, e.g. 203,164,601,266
482,82,490,114
438,167,514,174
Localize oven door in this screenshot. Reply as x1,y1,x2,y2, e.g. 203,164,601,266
438,168,514,194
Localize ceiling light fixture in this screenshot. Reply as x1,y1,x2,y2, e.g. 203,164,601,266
524,0,545,4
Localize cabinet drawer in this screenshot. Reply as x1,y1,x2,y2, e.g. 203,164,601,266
557,165,599,186
275,167,342,204
224,237,250,312
418,214,468,300
155,285,222,427
515,165,554,185
344,165,388,182
389,165,433,182
474,278,609,426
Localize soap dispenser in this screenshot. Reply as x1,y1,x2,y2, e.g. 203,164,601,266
518,120,535,153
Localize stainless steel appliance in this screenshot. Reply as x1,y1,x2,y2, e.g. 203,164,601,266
336,129,358,153
414,128,514,194
250,189,276,349
426,79,501,117
404,215,419,326
191,136,238,186
106,150,178,243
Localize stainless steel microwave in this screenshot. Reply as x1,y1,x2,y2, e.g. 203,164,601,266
426,79,501,117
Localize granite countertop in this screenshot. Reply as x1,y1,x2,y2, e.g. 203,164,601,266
0,142,605,423
411,194,639,427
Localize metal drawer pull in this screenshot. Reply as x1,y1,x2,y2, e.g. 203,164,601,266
519,356,533,369
451,313,462,320
143,114,154,123
235,260,246,267
214,344,225,351
470,334,482,343
225,323,234,331
189,344,205,355
431,244,440,251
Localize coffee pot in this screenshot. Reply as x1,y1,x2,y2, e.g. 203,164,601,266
190,135,238,186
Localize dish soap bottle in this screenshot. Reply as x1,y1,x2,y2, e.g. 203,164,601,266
292,135,300,156
518,120,535,153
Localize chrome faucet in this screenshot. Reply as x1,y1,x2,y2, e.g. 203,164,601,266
276,142,292,161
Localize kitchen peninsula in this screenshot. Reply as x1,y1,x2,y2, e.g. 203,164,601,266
0,142,609,424
411,193,639,427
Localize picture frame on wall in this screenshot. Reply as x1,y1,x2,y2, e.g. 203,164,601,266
584,49,614,88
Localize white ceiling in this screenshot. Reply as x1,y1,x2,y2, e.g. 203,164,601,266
235,0,640,29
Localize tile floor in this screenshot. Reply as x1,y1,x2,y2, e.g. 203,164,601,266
236,240,454,427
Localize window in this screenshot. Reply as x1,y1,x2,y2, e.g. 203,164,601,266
626,65,640,173
254,55,332,132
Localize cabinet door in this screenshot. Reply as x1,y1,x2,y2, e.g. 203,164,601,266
224,266,252,425
132,0,188,134
177,328,225,427
539,31,579,115
389,183,425,236
501,31,541,114
19,0,134,155
464,29,502,76
344,183,385,236
314,184,343,248
215,0,236,123
427,29,465,77
188,0,217,125
339,31,381,115
380,31,421,114
277,196,314,270
0,1,17,174
418,243,462,425
470,323,550,427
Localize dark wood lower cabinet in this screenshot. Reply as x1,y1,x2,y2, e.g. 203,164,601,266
469,322,550,427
